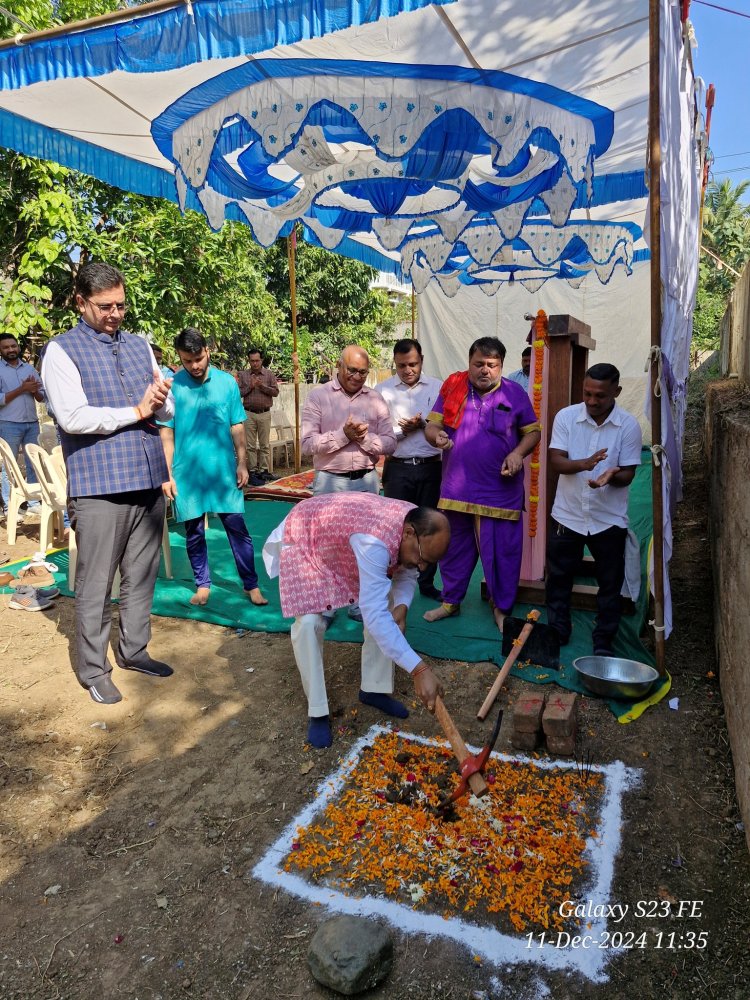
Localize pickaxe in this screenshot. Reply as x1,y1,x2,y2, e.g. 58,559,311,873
434,696,503,810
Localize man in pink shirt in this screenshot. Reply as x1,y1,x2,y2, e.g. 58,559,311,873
301,345,396,622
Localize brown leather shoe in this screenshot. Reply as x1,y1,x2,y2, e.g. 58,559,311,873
11,564,55,588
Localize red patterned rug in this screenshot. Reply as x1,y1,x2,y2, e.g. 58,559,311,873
245,470,314,502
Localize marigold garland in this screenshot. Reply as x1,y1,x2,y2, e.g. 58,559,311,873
527,311,547,537
285,731,603,934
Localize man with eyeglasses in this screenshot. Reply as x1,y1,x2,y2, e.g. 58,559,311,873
42,262,174,706
301,344,396,624
262,493,450,747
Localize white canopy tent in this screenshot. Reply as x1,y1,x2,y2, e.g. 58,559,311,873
0,0,703,650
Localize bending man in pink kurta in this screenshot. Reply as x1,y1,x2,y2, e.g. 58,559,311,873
424,336,541,632
262,493,450,748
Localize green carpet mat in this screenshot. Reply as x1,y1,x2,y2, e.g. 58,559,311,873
2,450,668,720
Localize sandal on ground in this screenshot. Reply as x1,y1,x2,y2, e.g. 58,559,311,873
29,552,60,572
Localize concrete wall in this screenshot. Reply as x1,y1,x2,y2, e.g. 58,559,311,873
705,380,750,847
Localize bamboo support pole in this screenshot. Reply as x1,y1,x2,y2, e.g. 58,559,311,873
0,0,187,49
287,233,301,473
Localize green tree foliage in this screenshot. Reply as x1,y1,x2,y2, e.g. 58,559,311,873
0,1,408,372
77,192,287,359
265,237,408,379
694,179,750,353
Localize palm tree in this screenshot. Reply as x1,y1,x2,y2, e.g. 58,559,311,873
702,178,750,277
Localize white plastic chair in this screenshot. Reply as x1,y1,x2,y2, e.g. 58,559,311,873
24,443,69,553
269,409,295,472
0,436,44,546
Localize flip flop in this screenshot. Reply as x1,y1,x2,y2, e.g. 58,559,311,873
28,553,60,572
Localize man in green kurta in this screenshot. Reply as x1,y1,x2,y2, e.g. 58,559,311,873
160,327,267,607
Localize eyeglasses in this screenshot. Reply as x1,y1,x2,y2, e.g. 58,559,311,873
415,533,425,563
86,299,128,315
343,366,369,378
414,531,434,567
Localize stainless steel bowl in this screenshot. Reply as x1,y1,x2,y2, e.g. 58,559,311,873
573,656,659,700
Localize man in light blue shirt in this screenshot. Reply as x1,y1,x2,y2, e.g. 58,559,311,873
505,346,531,391
0,334,44,511
160,327,267,609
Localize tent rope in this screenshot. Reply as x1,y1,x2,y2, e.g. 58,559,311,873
644,344,663,397
648,618,667,633
650,443,667,466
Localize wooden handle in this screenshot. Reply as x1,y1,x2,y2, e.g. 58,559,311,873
434,695,488,798
477,611,541,720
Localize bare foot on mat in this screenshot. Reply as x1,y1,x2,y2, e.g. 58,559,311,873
493,607,505,632
190,587,211,606
423,603,458,623
245,587,268,606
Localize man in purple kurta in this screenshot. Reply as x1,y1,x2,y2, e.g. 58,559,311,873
424,336,541,631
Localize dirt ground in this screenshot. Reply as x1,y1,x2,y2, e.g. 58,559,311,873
1,381,749,1000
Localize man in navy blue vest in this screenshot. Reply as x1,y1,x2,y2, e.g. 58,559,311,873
42,263,175,705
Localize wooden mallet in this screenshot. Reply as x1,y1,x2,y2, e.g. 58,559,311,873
477,610,541,721
434,695,489,799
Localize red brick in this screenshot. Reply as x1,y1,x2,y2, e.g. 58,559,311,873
511,729,540,752
512,694,546,734
546,734,576,756
542,692,578,739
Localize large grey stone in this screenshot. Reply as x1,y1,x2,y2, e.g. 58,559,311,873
308,915,393,995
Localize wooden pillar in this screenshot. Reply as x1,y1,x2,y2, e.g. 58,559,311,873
544,315,596,522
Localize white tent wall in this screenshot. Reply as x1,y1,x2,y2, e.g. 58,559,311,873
416,261,652,441
417,0,701,644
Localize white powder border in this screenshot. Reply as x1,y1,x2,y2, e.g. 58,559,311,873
252,723,639,982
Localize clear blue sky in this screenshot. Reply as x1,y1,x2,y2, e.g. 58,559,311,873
691,0,750,188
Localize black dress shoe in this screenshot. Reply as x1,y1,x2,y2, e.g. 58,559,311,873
117,656,174,677
248,472,266,487
88,675,123,704
260,471,278,482
419,584,443,602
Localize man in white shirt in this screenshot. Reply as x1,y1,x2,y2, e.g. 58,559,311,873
42,263,174,705
375,339,443,601
505,347,532,391
546,363,642,656
262,494,448,748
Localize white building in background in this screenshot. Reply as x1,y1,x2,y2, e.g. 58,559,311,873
369,271,411,302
